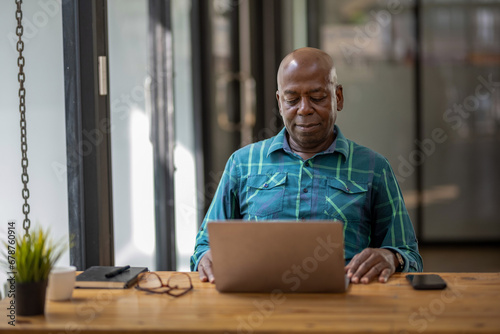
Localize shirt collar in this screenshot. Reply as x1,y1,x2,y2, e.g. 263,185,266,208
266,125,349,160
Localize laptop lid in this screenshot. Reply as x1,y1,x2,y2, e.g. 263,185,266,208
208,220,348,293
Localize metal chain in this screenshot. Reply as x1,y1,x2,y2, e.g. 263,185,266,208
16,0,31,239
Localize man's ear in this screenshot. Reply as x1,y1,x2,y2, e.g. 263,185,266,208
276,90,282,114
336,84,344,111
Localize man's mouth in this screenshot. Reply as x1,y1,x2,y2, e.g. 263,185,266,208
296,123,320,132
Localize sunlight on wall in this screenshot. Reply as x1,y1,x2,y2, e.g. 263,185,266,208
130,109,156,256
174,144,197,272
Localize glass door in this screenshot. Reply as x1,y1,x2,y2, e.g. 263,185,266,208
421,1,500,241
107,0,156,270
315,0,419,225
107,0,200,270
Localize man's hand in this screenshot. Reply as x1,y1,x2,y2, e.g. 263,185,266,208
198,250,215,283
345,248,398,284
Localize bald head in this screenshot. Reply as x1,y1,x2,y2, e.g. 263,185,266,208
277,47,337,92
275,47,344,158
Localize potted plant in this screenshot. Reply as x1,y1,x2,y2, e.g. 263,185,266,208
2,226,66,316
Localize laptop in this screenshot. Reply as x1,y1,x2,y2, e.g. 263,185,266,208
208,220,349,293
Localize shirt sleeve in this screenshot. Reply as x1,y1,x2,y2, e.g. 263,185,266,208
370,159,423,272
190,154,241,271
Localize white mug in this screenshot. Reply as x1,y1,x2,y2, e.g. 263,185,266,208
47,266,76,301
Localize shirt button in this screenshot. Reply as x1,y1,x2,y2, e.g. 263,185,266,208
305,162,309,167
303,188,308,193
263,183,268,188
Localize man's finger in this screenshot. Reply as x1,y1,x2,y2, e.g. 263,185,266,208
199,263,209,282
378,267,393,283
204,263,215,283
351,253,377,283
360,263,385,284
198,251,215,283
346,249,371,278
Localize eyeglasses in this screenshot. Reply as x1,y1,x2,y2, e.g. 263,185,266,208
135,272,193,297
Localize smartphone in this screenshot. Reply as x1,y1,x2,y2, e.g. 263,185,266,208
406,274,447,290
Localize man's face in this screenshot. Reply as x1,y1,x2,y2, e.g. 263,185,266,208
276,59,343,152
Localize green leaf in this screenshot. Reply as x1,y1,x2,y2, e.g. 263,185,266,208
2,226,67,283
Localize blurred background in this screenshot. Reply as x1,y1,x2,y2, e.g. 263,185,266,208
1,0,499,288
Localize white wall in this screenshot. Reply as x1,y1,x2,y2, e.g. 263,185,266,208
0,0,69,291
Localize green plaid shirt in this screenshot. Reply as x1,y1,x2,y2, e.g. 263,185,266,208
191,125,423,272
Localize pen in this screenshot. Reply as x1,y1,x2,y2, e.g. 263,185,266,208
105,265,131,278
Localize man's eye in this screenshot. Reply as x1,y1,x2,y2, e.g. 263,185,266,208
311,96,326,103
286,99,299,105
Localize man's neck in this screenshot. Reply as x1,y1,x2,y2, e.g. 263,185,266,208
287,133,336,161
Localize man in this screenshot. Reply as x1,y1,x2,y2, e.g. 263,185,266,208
191,47,423,284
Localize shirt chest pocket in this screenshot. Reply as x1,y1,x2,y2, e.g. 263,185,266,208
325,178,368,223
246,173,287,217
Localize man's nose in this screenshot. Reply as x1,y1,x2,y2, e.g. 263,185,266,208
297,97,313,116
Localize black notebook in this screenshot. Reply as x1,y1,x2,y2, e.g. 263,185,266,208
75,266,148,289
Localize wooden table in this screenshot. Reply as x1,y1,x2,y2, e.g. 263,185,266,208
1,272,499,333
